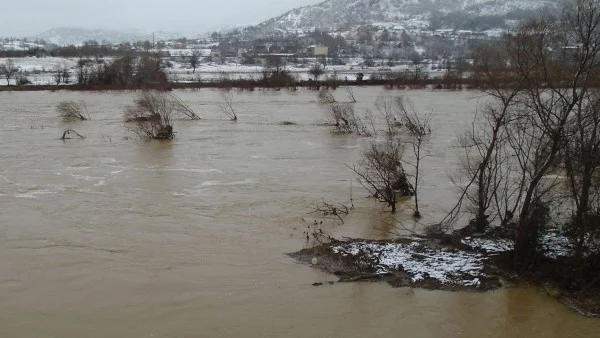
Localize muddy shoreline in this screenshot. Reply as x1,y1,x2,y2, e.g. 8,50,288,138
289,236,600,317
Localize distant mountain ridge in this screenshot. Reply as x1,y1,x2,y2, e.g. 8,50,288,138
33,27,183,46
254,0,563,32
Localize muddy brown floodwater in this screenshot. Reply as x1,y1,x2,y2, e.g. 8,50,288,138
0,88,598,337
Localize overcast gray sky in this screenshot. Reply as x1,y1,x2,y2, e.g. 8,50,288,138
1,0,323,37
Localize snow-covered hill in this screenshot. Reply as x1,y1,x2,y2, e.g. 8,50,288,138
255,0,562,32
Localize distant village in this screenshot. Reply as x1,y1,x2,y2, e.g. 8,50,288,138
0,23,506,85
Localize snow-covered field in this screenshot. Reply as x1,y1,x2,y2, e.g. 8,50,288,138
0,57,445,86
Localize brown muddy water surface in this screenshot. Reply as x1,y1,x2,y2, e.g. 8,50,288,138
0,88,598,337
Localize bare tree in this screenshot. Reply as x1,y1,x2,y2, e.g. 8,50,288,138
0,59,18,85
190,49,201,73
397,97,432,218
444,2,600,267
443,36,530,233
53,66,63,85
308,63,325,82
62,66,70,84
408,52,425,80
57,101,90,121
219,90,237,121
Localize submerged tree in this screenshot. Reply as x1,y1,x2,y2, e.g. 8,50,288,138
349,136,414,213
219,90,237,121
57,101,90,121
125,91,176,140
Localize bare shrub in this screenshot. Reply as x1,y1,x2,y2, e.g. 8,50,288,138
57,101,90,121
328,103,369,135
374,96,403,135
125,91,175,140
317,88,336,104
310,200,351,224
218,90,237,121
319,88,368,135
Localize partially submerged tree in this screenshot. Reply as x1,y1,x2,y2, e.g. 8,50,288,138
349,136,414,213
57,101,90,121
218,90,237,121
398,97,432,218
329,103,369,135
319,88,367,135
125,91,175,140
168,93,200,120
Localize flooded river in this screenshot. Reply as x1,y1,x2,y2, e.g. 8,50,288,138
0,88,597,337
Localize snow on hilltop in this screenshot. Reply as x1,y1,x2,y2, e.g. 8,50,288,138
256,0,561,32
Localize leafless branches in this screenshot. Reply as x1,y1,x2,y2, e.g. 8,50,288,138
348,137,414,213
344,85,356,103
317,88,336,104
57,101,90,121
318,88,368,135
125,91,175,140
397,97,432,218
310,200,351,223
219,90,237,121
60,129,85,140
444,1,600,267
170,94,200,120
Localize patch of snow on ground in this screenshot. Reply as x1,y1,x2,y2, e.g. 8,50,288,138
541,231,575,259
461,237,514,254
332,241,486,287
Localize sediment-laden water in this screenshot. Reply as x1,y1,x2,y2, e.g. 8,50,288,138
0,88,597,337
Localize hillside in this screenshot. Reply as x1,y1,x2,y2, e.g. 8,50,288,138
255,0,562,32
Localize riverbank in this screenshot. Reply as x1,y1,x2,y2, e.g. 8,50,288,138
0,77,468,92
290,233,600,317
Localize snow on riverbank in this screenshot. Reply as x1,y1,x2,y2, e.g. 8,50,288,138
329,239,489,288
461,231,600,259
